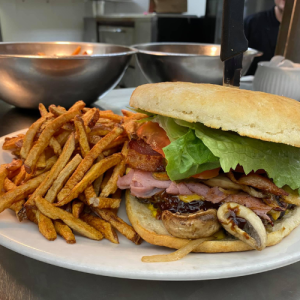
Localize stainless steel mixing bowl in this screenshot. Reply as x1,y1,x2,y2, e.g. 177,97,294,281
0,42,136,109
133,43,262,85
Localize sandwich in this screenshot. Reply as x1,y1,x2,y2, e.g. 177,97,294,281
117,82,300,261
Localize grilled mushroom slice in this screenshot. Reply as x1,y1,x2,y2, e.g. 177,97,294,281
162,209,220,239
217,202,267,250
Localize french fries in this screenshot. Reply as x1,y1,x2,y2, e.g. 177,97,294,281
55,153,122,206
74,115,90,157
25,134,76,208
81,212,118,244
0,101,144,250
57,126,123,202
72,200,85,218
45,154,82,203
0,165,8,195
35,196,103,240
100,141,128,197
88,197,121,209
24,105,84,174
93,208,141,245
36,209,57,241
0,171,49,214
53,220,76,244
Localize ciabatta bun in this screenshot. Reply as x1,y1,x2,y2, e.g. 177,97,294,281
130,82,300,148
126,190,300,253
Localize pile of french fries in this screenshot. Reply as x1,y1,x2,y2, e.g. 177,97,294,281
0,101,147,245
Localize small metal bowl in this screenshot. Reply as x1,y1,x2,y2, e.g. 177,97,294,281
133,43,262,85
0,42,137,109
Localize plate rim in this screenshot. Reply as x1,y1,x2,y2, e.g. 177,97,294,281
1,129,300,281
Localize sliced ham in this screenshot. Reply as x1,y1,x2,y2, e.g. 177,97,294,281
117,169,134,189
132,170,171,189
117,169,274,222
185,182,210,197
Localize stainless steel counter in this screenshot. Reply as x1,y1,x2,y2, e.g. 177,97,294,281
0,88,300,299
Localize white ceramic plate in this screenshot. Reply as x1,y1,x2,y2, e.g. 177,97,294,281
1,129,300,280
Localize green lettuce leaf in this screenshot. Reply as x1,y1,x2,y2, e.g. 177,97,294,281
163,129,220,180
176,120,300,190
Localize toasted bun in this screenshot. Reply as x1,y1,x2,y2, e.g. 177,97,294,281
126,190,300,253
130,82,300,148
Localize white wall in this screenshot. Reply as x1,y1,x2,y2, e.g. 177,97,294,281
0,0,89,42
0,0,206,42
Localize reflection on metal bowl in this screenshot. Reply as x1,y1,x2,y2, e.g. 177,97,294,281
0,42,136,109
133,43,262,85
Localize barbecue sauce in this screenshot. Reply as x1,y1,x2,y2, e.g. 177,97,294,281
138,191,220,220
227,206,247,230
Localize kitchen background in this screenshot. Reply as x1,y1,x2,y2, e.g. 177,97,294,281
0,0,277,87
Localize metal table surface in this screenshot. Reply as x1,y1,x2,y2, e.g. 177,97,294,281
0,89,300,300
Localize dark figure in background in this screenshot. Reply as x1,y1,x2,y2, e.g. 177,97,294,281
244,0,285,75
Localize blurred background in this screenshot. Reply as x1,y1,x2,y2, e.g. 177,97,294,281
0,0,277,87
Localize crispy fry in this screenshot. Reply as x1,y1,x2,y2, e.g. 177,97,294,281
49,105,66,116
39,103,48,117
26,207,38,224
0,171,49,214
84,184,96,200
36,209,57,241
8,169,20,180
121,110,148,121
61,122,75,132
88,197,121,209
82,108,99,128
100,168,114,192
89,135,102,145
74,115,90,157
93,208,140,244
102,147,121,157
121,109,136,117
45,154,82,203
103,136,128,151
24,105,84,174
89,125,110,137
13,165,26,186
20,115,49,159
6,159,23,172
81,212,118,244
4,178,26,219
0,165,8,197
36,151,46,170
72,46,81,55
3,134,25,150
72,200,85,218
57,126,123,202
53,220,76,244
35,196,103,240
92,154,104,196
49,137,62,155
142,238,211,263
31,155,58,179
56,130,71,147
56,153,122,206
101,141,128,197
25,134,75,208
99,112,123,123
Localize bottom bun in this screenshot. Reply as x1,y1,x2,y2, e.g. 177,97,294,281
126,190,300,253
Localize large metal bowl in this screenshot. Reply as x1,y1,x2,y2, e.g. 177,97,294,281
133,43,262,85
0,42,136,109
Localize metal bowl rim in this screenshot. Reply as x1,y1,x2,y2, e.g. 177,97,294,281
0,41,137,59
132,42,263,57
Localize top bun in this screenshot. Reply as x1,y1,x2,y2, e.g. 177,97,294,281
130,82,300,148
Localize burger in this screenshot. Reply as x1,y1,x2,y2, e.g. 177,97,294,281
117,82,300,256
